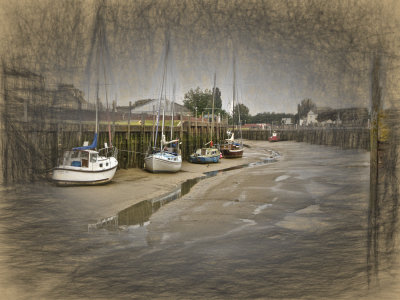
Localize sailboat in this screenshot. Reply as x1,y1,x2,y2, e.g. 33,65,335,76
144,38,182,173
220,56,244,158
52,4,118,185
189,73,221,164
52,133,118,185
52,83,118,185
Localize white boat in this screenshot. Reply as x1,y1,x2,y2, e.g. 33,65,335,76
144,38,182,173
52,15,119,185
52,135,118,185
145,148,181,173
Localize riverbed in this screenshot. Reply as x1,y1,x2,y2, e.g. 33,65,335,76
1,141,397,299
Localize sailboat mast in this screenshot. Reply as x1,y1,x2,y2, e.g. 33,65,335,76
238,89,243,145
171,83,175,140
95,80,99,134
211,72,216,143
232,56,236,132
154,39,169,148
100,27,112,147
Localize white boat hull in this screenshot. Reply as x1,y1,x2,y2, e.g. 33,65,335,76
52,155,118,186
52,166,117,185
145,152,182,173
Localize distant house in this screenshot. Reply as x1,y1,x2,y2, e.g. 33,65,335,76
242,123,267,129
320,119,334,126
337,107,369,126
52,84,93,110
118,99,191,116
281,117,293,125
306,110,318,125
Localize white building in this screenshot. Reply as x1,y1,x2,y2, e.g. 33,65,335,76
281,117,293,125
117,99,191,116
306,110,318,125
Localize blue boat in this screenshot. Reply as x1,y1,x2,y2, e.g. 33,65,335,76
189,147,220,164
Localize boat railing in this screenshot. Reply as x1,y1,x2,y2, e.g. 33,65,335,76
98,146,118,159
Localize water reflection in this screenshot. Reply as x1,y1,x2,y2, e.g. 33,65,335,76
91,153,279,230
2,144,396,299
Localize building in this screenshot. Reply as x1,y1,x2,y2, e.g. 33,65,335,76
306,110,318,125
281,117,293,125
2,67,47,122
118,99,191,116
52,84,93,110
242,123,267,129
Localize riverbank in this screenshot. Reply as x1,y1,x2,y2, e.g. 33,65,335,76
4,140,398,300
55,139,279,222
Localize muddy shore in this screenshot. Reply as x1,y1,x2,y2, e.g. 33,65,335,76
3,140,400,300
56,139,279,222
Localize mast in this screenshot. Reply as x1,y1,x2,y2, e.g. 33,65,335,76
95,80,99,135
171,83,175,140
211,72,216,144
232,56,236,132
100,23,112,147
161,107,165,150
154,38,169,148
238,89,243,145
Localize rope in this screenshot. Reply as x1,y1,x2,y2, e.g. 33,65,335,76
118,149,147,155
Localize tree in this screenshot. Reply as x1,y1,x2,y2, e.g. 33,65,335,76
212,87,222,110
297,98,316,119
249,112,295,124
183,86,223,117
233,103,250,125
183,87,210,116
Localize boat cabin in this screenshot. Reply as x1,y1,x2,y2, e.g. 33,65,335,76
194,148,219,156
61,150,111,170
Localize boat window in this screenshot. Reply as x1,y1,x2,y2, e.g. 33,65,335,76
71,151,80,159
81,151,89,160
100,163,103,168
106,163,109,166
63,151,72,159
90,153,97,163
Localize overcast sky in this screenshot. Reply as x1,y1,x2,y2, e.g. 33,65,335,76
1,0,400,114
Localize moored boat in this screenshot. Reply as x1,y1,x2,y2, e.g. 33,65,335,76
268,131,280,142
219,132,243,158
144,37,182,173
52,134,118,185
220,56,244,158
189,142,220,164
189,73,220,164
145,135,182,173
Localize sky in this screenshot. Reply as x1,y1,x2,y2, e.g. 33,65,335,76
1,0,400,114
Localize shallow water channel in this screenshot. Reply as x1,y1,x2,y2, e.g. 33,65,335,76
1,142,396,299
90,152,279,230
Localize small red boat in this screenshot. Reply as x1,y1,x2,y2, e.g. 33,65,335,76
268,131,280,142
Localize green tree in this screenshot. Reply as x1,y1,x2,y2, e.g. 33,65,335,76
233,103,250,125
249,112,295,124
212,87,222,110
297,98,317,119
183,86,223,117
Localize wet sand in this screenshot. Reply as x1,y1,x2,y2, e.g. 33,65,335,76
2,140,399,299
56,140,275,222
